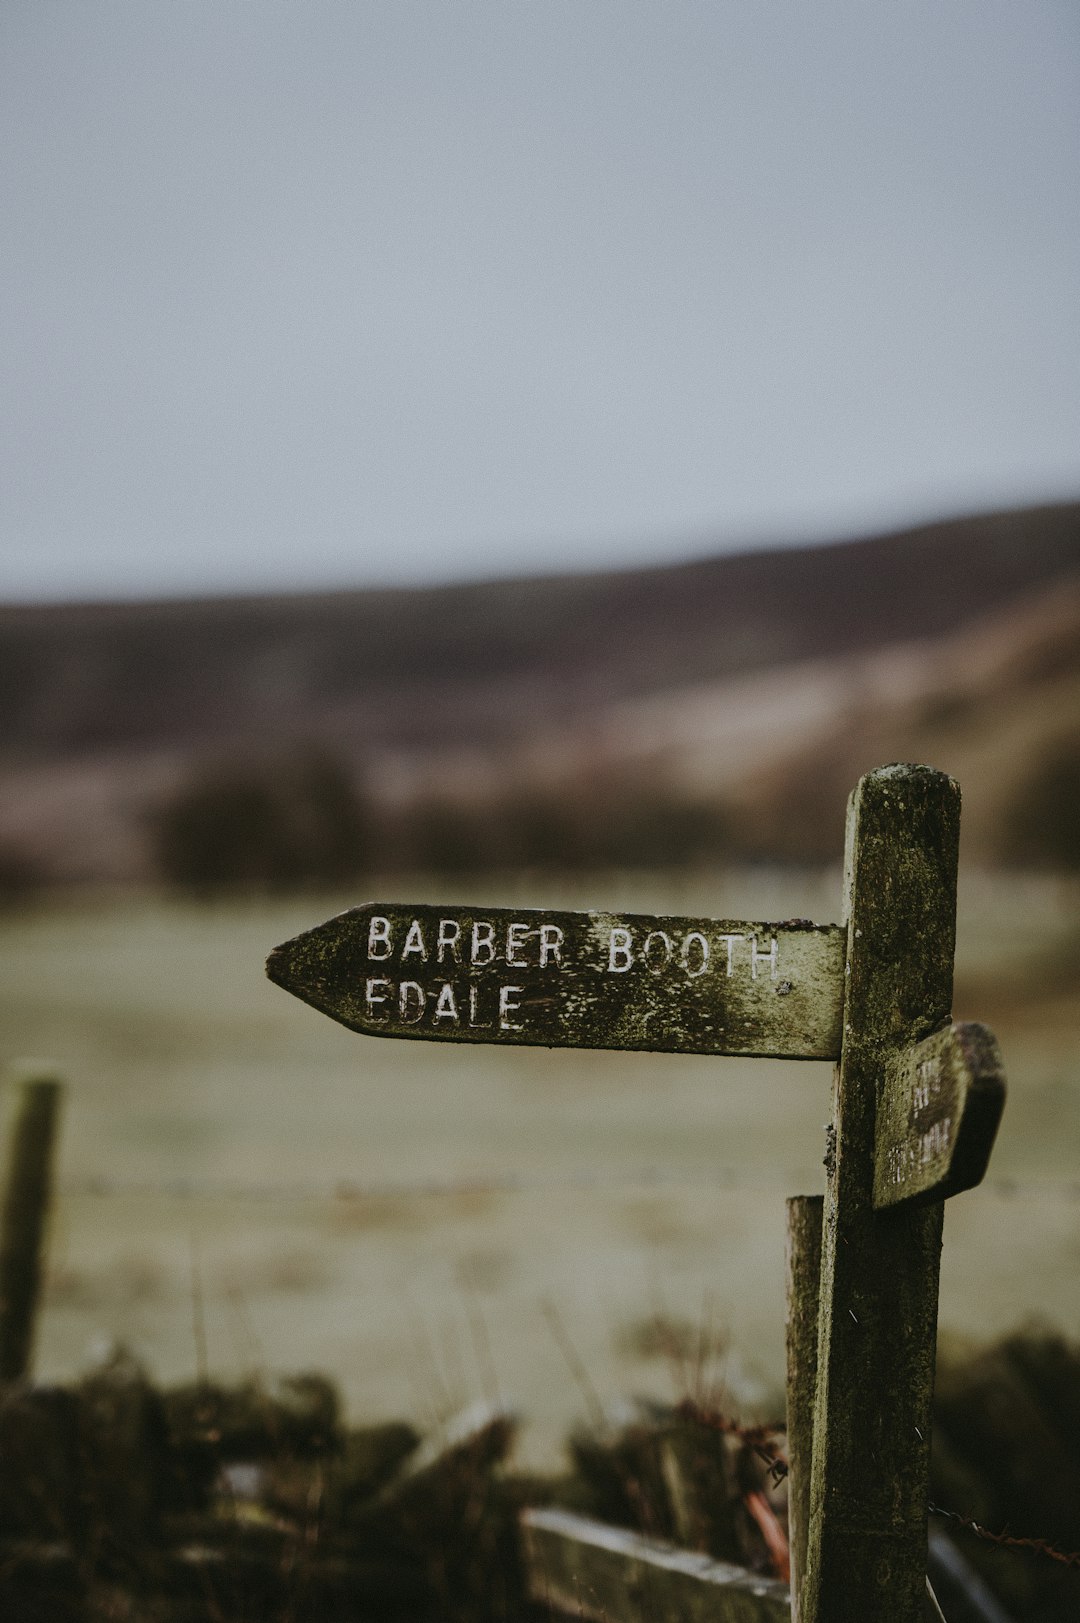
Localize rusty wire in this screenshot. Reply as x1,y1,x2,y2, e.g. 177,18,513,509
674,1396,789,1484
929,1504,1080,1571
677,1398,1080,1576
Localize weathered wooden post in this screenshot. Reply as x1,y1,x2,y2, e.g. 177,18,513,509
266,763,1006,1620
785,1194,822,1621
0,1067,63,1381
800,766,1004,1623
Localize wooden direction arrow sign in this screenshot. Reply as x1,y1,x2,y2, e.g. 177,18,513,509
267,902,846,1059
873,1020,1006,1210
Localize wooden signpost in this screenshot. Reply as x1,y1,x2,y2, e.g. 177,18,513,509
267,903,846,1059
267,764,1006,1623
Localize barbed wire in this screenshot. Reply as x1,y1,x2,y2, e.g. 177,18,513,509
653,1399,1080,1576
930,1504,1080,1571
673,1398,1080,1576
675,1396,789,1484
55,1169,1080,1204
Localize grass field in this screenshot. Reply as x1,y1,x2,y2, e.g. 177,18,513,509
1,865,1078,1467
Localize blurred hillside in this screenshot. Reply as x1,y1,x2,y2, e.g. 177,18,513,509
2,500,1078,887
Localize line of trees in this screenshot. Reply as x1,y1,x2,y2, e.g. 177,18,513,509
149,750,733,894
1002,734,1080,869
147,732,1080,896
150,753,371,893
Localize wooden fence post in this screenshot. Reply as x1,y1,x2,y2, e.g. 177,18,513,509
0,1068,63,1380
801,765,960,1623
786,1193,823,1622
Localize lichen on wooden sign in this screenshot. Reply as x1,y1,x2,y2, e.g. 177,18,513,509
874,1021,1006,1211
267,903,845,1059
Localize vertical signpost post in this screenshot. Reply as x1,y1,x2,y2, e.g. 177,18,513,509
798,767,1000,1623
267,763,1005,1621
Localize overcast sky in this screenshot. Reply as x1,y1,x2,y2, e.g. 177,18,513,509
3,3,1078,601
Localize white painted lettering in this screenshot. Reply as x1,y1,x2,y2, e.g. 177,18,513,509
437,918,462,964
472,921,496,965
506,921,530,968
643,930,673,973
918,1117,952,1165
433,982,460,1023
468,985,491,1028
681,931,710,978
751,935,778,980
401,919,428,960
608,928,634,973
367,915,393,960
364,977,391,1020
717,934,744,976
914,1058,940,1114
499,984,524,1031
539,924,564,967
398,981,425,1023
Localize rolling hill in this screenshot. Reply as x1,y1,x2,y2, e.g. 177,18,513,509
2,500,1078,883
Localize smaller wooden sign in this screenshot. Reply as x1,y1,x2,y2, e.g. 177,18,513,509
267,902,846,1059
873,1021,1006,1211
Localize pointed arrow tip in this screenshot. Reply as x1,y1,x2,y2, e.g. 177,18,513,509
265,932,305,989
265,926,328,1002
